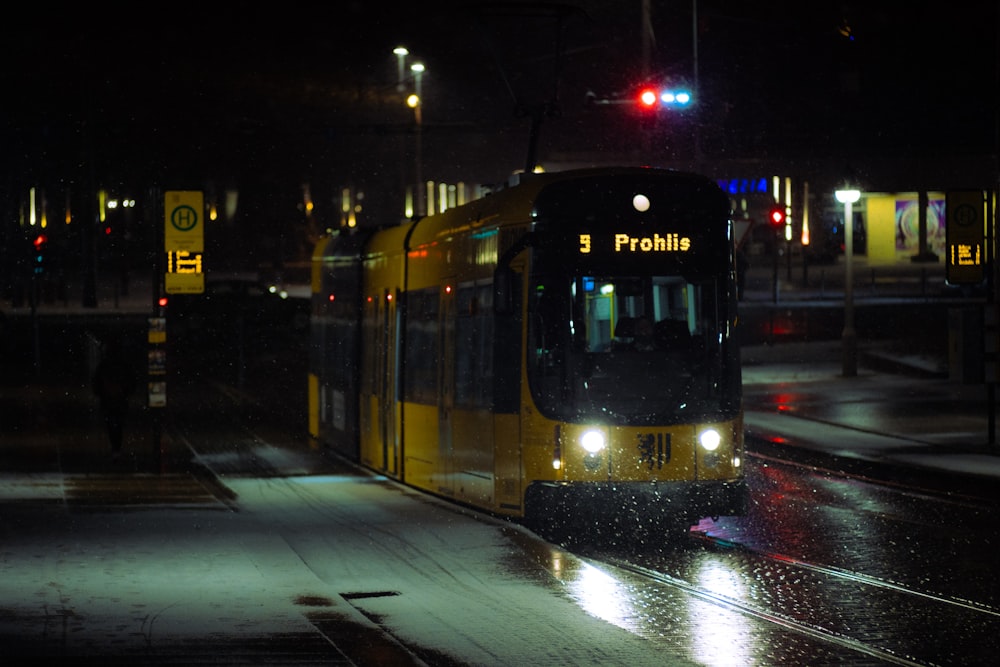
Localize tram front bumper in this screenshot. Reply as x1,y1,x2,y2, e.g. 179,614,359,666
524,478,749,525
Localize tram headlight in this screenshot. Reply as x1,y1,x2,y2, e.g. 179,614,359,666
698,428,721,452
580,429,606,454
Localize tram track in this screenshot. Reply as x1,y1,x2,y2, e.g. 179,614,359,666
570,522,1000,666
688,530,1000,618
600,551,927,667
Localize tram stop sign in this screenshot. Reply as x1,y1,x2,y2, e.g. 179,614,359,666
945,190,985,286
164,190,205,294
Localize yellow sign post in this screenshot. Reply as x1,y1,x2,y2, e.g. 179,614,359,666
945,190,985,286
164,190,205,294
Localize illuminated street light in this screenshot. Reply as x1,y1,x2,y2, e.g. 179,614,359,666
393,46,409,92
407,93,420,116
411,62,424,100
410,63,426,217
835,188,861,377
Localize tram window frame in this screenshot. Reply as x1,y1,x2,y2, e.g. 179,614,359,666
402,287,440,405
455,281,494,409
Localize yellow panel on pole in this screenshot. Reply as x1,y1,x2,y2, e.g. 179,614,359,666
945,190,985,286
165,272,205,294
164,191,204,252
164,191,205,294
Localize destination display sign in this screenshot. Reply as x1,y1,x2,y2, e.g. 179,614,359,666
578,232,693,255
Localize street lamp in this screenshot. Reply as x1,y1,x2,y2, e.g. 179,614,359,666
393,46,409,92
836,188,861,377
410,62,425,217
411,62,424,99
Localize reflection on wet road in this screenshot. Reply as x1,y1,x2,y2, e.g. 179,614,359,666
556,453,1000,666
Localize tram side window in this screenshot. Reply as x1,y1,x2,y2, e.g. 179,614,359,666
314,272,355,385
361,294,378,394
531,281,568,365
493,271,522,414
455,282,493,409
403,287,439,405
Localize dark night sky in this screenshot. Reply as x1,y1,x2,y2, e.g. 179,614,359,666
3,2,998,197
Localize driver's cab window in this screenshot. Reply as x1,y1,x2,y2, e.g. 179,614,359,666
580,276,698,353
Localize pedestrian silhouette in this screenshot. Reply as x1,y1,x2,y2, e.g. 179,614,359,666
92,337,136,459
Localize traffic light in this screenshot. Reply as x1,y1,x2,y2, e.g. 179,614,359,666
636,86,693,109
638,87,659,109
32,233,48,274
768,205,786,227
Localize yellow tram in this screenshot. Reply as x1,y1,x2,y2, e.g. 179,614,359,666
308,167,748,536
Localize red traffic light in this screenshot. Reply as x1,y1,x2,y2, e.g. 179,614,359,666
768,206,786,226
32,233,48,249
638,88,658,108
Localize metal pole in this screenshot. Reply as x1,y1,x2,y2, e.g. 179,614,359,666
842,196,857,377
393,46,408,92
692,0,702,168
836,188,860,374
771,229,779,304
412,64,425,218
988,188,996,448
151,186,164,472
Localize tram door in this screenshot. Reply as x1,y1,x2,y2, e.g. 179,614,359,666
377,287,398,475
439,278,456,492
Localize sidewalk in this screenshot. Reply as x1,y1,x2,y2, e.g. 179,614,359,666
735,252,1000,494
741,339,1000,500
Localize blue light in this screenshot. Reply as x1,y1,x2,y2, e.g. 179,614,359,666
659,89,692,106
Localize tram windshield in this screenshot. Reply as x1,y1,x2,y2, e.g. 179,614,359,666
526,271,739,425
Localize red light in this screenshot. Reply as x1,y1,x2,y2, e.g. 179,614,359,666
769,206,786,226
158,297,168,308
32,234,48,248
328,293,335,302
638,88,658,107
104,226,112,235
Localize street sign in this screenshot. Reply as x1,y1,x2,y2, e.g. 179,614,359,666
946,190,985,285
165,270,205,294
164,191,205,294
734,219,754,249
164,191,204,252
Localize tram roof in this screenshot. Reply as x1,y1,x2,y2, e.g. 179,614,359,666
406,166,719,249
